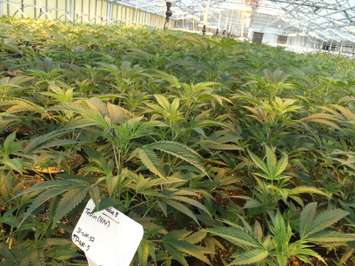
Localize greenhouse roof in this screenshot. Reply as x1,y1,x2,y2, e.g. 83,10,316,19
116,0,355,42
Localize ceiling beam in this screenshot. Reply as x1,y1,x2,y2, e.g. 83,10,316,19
268,0,347,11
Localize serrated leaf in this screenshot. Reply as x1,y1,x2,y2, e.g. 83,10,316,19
163,242,188,266
307,208,348,237
166,200,199,224
265,146,277,171
52,187,89,228
185,230,208,244
144,141,207,176
137,240,155,266
307,231,355,243
207,227,261,248
163,236,210,265
135,147,166,178
24,129,68,154
299,203,318,238
290,186,329,198
20,188,69,226
172,240,210,265
154,94,170,109
274,153,288,177
172,195,211,217
231,249,268,265
248,151,268,174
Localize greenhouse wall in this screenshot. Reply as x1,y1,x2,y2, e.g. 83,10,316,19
286,35,323,53
248,26,351,55
248,26,286,47
261,32,278,46
0,0,174,28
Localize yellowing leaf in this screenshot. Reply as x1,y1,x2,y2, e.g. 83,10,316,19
107,102,133,124
33,165,64,174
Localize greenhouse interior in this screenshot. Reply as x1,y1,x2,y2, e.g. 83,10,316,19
0,0,354,266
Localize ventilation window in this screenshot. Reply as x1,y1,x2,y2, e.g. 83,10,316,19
277,35,288,45
252,32,264,44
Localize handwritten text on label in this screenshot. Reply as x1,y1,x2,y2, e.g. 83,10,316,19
72,199,143,266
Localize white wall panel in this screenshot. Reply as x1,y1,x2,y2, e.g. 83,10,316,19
0,0,171,29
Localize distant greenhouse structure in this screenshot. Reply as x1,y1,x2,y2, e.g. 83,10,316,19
0,0,173,28
0,0,354,56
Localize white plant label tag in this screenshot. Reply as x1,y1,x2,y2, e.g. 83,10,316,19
72,199,144,266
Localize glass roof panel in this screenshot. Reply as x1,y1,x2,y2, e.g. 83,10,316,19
115,0,355,42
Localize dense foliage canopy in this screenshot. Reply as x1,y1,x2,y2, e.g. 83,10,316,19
0,17,354,266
